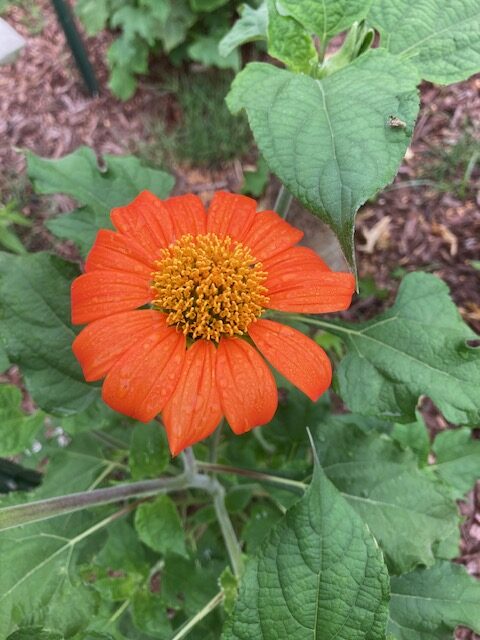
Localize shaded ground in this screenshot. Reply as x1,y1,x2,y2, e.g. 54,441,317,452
1,2,479,636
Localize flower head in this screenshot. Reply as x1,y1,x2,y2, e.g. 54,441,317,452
71,191,355,455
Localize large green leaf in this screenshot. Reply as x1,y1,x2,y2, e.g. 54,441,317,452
431,428,480,499
369,0,480,84
327,272,480,425
389,561,480,640
0,252,98,415
0,385,43,457
314,415,459,574
279,0,373,41
27,147,174,257
227,49,419,265
222,464,390,639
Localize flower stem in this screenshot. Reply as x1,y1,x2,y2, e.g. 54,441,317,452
170,591,224,640
197,462,306,492
274,184,293,220
212,478,244,578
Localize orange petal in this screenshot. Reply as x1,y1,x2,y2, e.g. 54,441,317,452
85,229,153,276
163,341,222,456
248,319,331,401
263,245,330,274
102,319,186,423
216,338,277,435
266,270,355,313
163,194,207,239
207,192,257,243
73,310,163,382
242,211,303,261
71,270,151,325
111,191,174,257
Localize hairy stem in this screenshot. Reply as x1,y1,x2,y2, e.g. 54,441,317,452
212,477,244,578
197,462,307,492
274,184,293,219
170,591,224,640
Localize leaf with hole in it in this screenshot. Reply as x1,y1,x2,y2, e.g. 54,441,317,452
388,561,480,640
227,50,419,266
432,427,480,499
0,385,43,457
314,415,459,573
222,464,390,640
369,0,480,84
328,272,480,425
279,0,373,42
0,252,98,415
27,147,174,256
219,2,268,57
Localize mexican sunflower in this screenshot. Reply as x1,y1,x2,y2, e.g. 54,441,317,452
71,191,355,455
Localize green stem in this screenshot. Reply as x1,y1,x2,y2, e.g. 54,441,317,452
197,462,306,492
211,478,244,578
170,592,224,640
0,473,196,533
274,184,293,220
281,313,355,336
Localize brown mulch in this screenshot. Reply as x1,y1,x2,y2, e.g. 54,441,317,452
1,3,480,637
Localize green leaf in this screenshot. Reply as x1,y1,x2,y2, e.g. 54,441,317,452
131,589,171,638
75,0,110,35
162,555,218,616
227,50,419,265
219,567,238,616
188,35,240,70
279,0,373,41
158,0,196,52
369,0,480,84
432,427,480,498
219,3,268,57
223,464,389,639
128,423,170,480
190,0,229,11
314,415,459,573
329,272,480,425
134,495,187,557
241,156,269,197
0,252,98,415
389,561,480,639
7,628,64,640
27,147,174,255
110,6,158,46
267,0,317,71
391,413,430,466
0,385,43,457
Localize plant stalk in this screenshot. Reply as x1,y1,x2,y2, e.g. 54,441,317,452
274,184,293,219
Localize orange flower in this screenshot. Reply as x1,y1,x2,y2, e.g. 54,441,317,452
71,191,355,455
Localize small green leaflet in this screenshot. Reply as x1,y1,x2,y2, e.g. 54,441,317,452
222,465,390,639
314,415,459,574
279,0,372,42
0,252,98,415
74,0,110,35
188,35,240,71
389,561,480,640
328,272,480,425
134,495,187,557
27,147,174,256
219,3,268,57
432,428,480,499
227,49,419,266
0,385,43,457
369,0,480,84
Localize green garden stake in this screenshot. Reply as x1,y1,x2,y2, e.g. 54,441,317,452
50,0,99,96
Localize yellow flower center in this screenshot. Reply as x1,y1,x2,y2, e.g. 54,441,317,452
151,233,269,342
